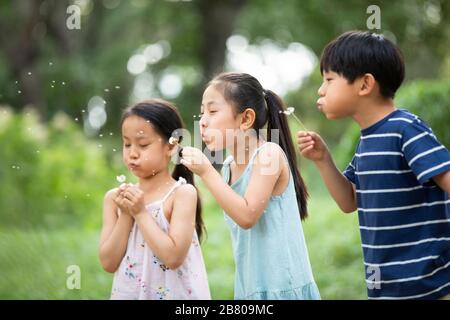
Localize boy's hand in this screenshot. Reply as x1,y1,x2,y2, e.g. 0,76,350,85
297,131,330,163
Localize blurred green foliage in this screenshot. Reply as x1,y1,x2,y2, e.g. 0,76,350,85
0,106,125,230
396,79,450,147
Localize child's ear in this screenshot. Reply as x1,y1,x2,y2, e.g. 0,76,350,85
358,73,377,97
239,107,256,130
166,142,178,157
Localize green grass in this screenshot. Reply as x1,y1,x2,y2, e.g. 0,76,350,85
0,162,366,299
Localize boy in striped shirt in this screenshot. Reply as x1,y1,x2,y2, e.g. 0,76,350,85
297,31,450,299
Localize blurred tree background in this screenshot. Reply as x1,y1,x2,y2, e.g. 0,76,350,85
0,0,449,299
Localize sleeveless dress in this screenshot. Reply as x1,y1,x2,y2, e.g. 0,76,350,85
222,142,321,300
110,177,211,300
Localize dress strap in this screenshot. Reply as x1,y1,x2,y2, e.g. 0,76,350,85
248,142,269,164
161,177,187,203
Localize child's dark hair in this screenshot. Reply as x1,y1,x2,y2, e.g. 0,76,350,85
121,99,205,241
320,31,405,99
209,72,309,220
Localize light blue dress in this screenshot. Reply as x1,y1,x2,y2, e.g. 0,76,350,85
222,142,321,300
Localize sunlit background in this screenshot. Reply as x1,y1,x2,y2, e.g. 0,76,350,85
1,0,449,299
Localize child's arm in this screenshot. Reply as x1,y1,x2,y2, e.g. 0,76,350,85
433,170,450,194
98,188,134,273
297,131,357,213
121,184,198,269
181,144,286,229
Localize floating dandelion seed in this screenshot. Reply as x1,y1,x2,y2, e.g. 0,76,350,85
98,144,103,148
112,148,117,152
17,90,21,94
51,85,54,88
115,86,120,89
104,89,109,92
109,132,113,136
28,72,32,75
62,81,66,86
49,62,53,66
15,80,18,84
74,117,79,121
81,109,86,113
99,134,103,138
116,175,126,184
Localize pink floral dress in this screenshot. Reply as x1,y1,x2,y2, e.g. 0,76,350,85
110,177,211,300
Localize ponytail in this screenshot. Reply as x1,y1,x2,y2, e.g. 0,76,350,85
172,162,205,242
264,90,309,220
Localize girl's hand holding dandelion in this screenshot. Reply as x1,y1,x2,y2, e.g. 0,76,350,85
113,175,145,218
179,147,214,177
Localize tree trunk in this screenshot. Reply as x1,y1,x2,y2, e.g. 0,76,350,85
196,0,247,84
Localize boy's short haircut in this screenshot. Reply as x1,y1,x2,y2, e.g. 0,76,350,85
320,31,405,99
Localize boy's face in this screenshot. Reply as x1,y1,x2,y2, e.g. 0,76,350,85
317,71,360,119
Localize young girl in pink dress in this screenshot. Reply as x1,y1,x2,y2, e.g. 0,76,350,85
99,99,211,300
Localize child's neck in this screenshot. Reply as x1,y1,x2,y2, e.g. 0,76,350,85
230,134,265,169
352,97,396,130
137,168,174,195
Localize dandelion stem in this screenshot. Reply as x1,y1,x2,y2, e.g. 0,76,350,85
291,113,308,132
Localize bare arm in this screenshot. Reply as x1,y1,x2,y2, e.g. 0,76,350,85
98,189,134,273
125,184,198,269
433,170,450,194
315,154,357,213
298,131,357,213
182,144,284,229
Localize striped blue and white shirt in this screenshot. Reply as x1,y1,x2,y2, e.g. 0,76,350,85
343,109,450,300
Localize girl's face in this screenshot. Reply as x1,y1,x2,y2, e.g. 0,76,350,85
122,115,173,178
199,85,242,151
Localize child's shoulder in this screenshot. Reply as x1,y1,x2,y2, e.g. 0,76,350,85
376,109,432,134
173,182,197,201
253,142,287,173
255,141,286,162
